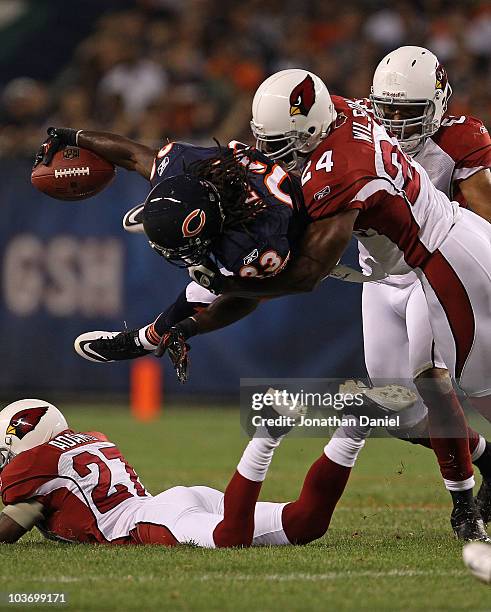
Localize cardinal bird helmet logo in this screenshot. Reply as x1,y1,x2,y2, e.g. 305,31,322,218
435,64,448,91
6,406,48,440
289,75,316,117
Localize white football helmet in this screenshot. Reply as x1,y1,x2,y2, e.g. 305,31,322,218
251,69,336,170
371,46,452,154
0,399,68,470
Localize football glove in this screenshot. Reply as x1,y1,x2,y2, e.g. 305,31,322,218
154,326,190,383
33,127,80,168
188,257,224,295
329,258,387,283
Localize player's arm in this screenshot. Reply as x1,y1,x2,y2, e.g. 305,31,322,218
187,295,260,334
459,169,491,223
0,501,44,543
34,128,156,180
0,512,26,543
191,210,358,298
77,131,156,179
148,285,260,381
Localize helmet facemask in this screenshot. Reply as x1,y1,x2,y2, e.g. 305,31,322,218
251,123,314,170
371,96,440,154
0,444,14,471
148,236,214,268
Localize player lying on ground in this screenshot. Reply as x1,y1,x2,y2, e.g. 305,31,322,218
0,389,411,546
180,69,491,540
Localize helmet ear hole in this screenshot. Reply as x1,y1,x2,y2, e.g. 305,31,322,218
307,126,316,134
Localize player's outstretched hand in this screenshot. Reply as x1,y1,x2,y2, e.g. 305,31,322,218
154,326,190,383
188,258,223,295
33,127,79,168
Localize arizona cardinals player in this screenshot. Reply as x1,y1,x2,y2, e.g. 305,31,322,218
33,129,305,376
0,392,403,547
185,69,491,540
357,46,491,529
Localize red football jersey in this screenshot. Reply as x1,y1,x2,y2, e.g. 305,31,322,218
302,95,461,276
418,115,491,204
349,98,490,284
0,430,149,543
349,99,491,203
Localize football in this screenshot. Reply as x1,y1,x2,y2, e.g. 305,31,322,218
31,146,115,201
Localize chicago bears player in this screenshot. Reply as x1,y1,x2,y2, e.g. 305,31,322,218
34,129,305,376
185,69,491,540
0,395,396,547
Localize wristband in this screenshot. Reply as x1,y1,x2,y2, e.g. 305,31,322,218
47,127,79,147
175,317,199,340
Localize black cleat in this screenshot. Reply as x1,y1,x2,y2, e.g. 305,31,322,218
476,479,491,525
74,329,152,363
451,502,491,542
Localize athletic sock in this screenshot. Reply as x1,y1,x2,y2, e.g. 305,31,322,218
138,323,160,350
281,431,364,545
236,436,281,482
213,436,281,548
281,451,352,545
323,425,367,468
418,385,474,489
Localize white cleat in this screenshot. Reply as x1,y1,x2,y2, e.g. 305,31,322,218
264,387,307,421
122,203,145,234
339,380,417,413
463,542,491,583
255,388,307,438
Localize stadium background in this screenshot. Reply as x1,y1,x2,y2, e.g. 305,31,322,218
0,0,490,400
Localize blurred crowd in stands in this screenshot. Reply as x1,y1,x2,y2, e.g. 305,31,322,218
1,0,490,158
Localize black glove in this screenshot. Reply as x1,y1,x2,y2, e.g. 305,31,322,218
188,257,224,295
154,325,191,383
33,127,80,168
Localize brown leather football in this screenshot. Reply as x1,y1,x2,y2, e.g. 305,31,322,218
31,147,115,201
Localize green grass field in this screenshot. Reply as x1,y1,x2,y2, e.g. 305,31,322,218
1,405,490,611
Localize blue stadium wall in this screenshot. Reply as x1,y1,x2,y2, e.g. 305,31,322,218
0,160,366,397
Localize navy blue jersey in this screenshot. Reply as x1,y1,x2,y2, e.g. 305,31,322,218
150,140,303,276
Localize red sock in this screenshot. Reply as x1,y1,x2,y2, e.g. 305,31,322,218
419,387,473,483
213,471,262,548
468,427,480,455
282,455,351,545
403,424,480,454
470,396,491,424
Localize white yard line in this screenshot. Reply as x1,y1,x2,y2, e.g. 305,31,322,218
14,569,467,584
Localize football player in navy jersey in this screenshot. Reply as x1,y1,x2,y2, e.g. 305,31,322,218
34,128,306,379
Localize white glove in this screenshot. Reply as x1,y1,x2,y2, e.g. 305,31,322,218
188,259,223,294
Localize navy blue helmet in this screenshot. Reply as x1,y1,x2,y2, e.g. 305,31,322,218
142,174,225,266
